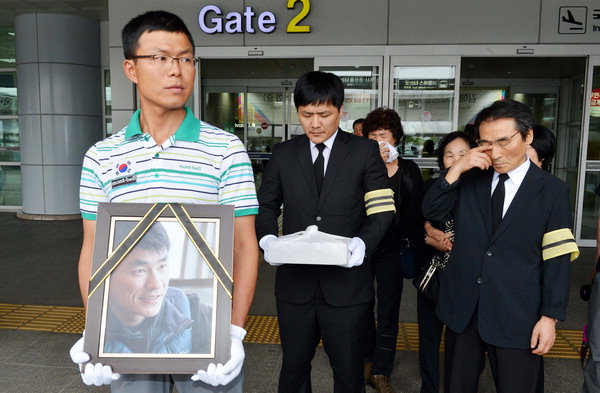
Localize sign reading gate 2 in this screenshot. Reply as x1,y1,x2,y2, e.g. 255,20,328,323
199,0,311,34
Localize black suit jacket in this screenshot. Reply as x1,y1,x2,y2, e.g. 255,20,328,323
422,163,574,349
256,130,394,307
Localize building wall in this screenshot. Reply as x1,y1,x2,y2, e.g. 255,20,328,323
108,0,600,47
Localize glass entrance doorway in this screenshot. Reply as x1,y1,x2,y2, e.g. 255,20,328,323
202,85,295,188
200,58,313,188
578,57,600,245
199,55,591,242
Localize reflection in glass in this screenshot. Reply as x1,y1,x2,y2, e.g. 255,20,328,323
105,119,112,136
104,69,111,116
588,66,600,160
0,26,16,67
204,91,282,189
393,66,455,157
0,165,21,206
246,92,284,153
246,91,285,190
319,66,379,132
581,172,600,240
0,72,17,116
458,88,505,129
204,92,244,141
0,118,19,162
513,93,557,130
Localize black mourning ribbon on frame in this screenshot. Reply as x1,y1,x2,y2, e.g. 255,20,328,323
88,203,233,300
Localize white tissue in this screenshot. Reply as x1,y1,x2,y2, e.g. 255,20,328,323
379,141,399,163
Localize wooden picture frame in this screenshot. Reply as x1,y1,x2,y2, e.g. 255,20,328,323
84,202,234,374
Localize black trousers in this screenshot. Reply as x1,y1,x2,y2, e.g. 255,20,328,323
276,287,371,393
364,249,404,377
416,291,444,393
444,311,542,393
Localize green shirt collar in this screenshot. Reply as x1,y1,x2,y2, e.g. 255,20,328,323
124,107,200,142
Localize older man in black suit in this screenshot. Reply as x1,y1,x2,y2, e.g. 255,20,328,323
256,71,395,393
423,100,578,393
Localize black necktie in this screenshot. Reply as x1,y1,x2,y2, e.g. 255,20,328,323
491,173,509,233
314,143,326,195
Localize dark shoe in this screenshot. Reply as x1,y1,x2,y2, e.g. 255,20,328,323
363,362,372,384
370,374,396,393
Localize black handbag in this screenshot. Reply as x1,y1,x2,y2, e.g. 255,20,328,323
414,220,454,303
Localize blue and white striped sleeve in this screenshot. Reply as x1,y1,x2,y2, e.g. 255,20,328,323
79,145,109,220
218,135,258,217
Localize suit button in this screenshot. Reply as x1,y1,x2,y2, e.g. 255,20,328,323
316,216,321,221
477,277,482,284
486,250,492,256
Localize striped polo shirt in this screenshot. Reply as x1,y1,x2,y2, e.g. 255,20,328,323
80,107,258,220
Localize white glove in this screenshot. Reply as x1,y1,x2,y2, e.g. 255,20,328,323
259,234,282,266
191,324,246,386
342,237,365,268
69,333,120,386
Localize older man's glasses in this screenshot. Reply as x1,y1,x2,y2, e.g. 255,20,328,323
130,54,197,68
476,131,520,148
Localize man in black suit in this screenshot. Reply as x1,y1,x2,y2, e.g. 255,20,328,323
423,100,578,393
256,71,395,393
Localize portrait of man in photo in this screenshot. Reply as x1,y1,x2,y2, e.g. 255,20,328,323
103,221,214,356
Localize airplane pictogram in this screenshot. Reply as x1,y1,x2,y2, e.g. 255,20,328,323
562,10,583,27
559,7,586,34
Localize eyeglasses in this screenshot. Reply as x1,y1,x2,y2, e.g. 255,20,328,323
476,131,520,148
130,54,197,68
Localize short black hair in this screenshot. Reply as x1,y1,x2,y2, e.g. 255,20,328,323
530,125,556,171
294,71,344,110
352,118,365,129
363,107,404,144
474,99,535,140
122,10,195,59
435,131,477,170
115,221,170,254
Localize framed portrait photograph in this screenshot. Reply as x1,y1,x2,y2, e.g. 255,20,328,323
84,202,234,374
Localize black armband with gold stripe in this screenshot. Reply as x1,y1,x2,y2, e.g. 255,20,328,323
364,188,396,216
542,228,579,262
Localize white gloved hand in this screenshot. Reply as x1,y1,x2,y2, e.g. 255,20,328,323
259,234,283,266
342,237,365,268
191,324,247,386
69,333,120,386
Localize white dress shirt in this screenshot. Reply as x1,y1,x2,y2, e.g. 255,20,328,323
490,156,530,218
310,131,338,175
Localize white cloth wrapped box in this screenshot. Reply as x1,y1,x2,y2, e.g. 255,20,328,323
267,225,351,265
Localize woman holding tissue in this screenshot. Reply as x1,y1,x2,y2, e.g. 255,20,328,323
362,108,425,393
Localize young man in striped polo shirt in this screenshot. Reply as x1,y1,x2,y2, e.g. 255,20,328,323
69,10,258,392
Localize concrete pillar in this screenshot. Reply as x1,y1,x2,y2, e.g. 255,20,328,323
16,13,102,217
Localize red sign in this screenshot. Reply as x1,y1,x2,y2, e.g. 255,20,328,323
261,122,269,129
420,111,432,122
591,88,600,117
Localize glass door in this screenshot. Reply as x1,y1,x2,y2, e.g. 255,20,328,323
0,69,21,209
202,83,294,189
246,88,288,154
315,56,383,132
390,56,460,179
576,56,600,245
